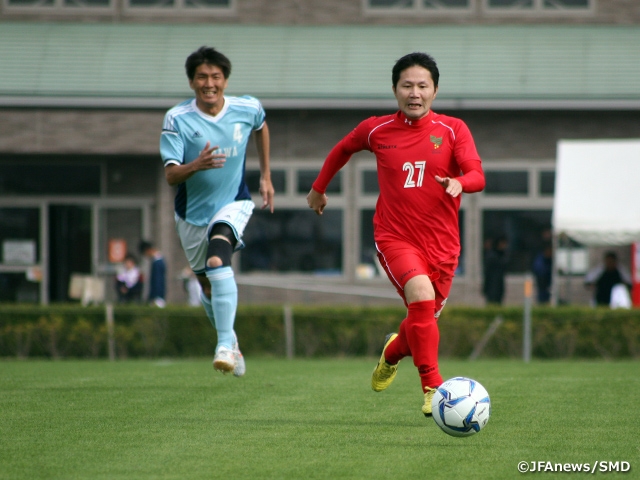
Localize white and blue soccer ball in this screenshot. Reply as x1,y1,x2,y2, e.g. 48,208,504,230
431,376,491,437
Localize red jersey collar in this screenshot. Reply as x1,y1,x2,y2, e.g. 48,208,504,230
396,109,434,127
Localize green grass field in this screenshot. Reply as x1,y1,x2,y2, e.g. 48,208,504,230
1,358,638,480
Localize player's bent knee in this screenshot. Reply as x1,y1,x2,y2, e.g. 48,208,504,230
404,275,436,303
206,237,233,268
206,256,223,269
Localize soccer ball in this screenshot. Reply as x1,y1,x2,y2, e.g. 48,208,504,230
431,377,491,437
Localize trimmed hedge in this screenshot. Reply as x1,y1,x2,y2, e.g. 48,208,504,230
0,304,639,360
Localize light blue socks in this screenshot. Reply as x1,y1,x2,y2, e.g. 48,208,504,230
203,266,237,350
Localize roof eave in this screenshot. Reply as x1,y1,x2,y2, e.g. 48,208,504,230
1,96,639,111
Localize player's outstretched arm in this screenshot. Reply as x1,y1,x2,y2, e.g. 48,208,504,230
307,188,328,215
254,122,274,212
164,142,226,186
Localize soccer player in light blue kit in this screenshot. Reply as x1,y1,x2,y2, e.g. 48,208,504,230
160,46,274,376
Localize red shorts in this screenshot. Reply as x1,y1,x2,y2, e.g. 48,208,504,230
376,240,457,316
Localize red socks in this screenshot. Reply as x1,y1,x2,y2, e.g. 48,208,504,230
384,299,443,390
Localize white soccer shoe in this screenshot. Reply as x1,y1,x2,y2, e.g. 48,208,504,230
232,337,246,377
212,346,235,374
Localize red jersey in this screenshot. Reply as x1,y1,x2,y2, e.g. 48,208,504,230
313,110,485,265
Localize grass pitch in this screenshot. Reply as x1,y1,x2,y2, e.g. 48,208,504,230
1,358,638,480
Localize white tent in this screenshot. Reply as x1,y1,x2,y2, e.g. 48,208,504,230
553,139,640,246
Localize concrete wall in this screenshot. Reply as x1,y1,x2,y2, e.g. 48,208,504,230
4,108,639,160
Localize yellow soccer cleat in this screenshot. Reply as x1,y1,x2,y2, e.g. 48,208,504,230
422,386,437,417
371,333,399,392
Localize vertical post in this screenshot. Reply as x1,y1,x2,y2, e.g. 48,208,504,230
523,274,533,363
106,302,116,361
550,232,558,306
632,242,640,307
468,315,503,361
283,303,294,360
40,204,49,305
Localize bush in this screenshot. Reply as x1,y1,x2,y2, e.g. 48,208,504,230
0,303,639,360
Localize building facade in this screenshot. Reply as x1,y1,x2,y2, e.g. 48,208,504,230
1,1,638,306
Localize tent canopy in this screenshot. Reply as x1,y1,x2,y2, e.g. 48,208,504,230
553,139,640,246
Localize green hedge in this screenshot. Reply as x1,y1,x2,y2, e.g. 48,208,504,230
1,304,639,360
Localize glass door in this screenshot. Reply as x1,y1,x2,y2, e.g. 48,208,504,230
48,205,92,302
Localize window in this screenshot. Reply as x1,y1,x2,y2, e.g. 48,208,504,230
485,0,592,13
483,209,552,273
4,0,112,11
0,273,39,302
360,209,377,267
369,0,413,6
362,170,379,195
245,170,286,195
6,0,109,4
366,0,473,14
124,0,234,14
127,0,229,5
98,209,143,266
240,209,343,274
106,157,158,195
0,208,40,265
539,171,555,196
0,207,41,303
3,0,234,13
0,164,101,196
297,170,341,194
243,161,345,275
484,171,528,195
242,159,555,280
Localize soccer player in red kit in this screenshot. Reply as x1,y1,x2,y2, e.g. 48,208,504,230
307,52,485,417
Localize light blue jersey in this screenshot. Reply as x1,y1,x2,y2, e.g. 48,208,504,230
160,96,266,227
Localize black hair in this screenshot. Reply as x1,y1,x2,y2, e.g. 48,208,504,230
185,46,232,81
124,253,138,264
392,52,439,89
138,240,152,255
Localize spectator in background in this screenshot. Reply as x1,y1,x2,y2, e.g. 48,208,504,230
180,265,202,307
115,253,143,303
483,235,509,305
584,251,632,307
139,240,166,308
532,241,553,304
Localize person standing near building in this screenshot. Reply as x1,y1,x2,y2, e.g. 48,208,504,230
115,253,143,303
532,241,553,304
307,52,485,417
160,46,274,376
482,235,509,305
584,251,632,306
139,240,167,308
